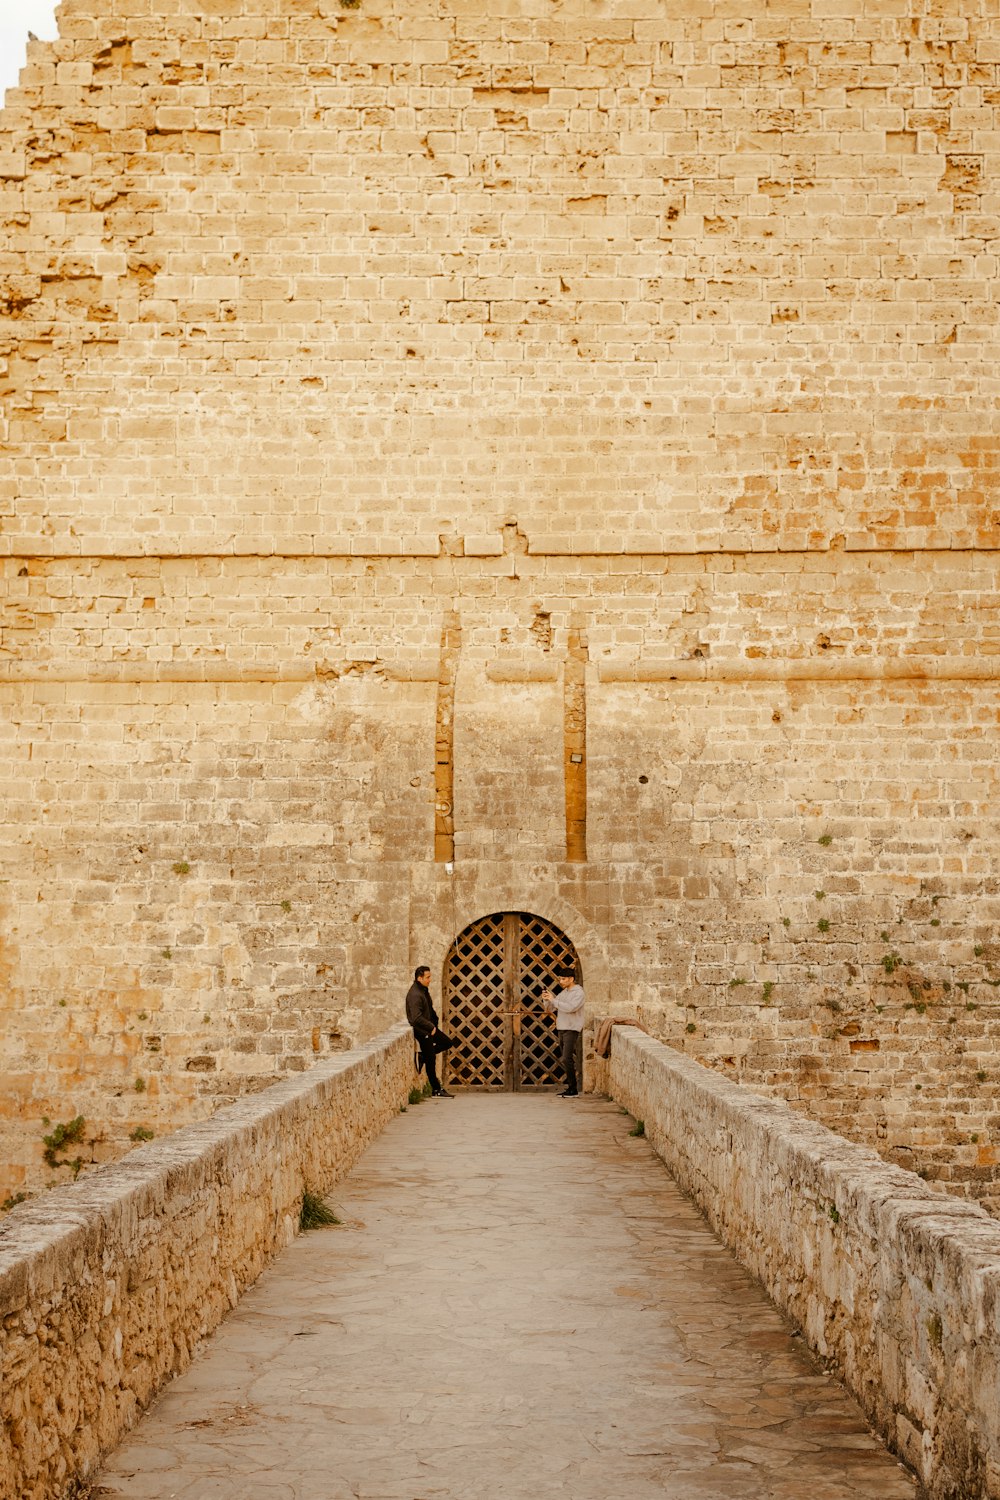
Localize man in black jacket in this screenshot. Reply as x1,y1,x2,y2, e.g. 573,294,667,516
405,966,454,1097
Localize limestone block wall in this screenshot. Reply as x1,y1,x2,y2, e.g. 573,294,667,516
3,549,1000,1211
2,0,1000,1213
0,0,998,555
0,647,432,1194
0,1022,415,1500
607,1026,1000,1500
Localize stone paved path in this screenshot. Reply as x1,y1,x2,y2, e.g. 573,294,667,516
93,1095,919,1500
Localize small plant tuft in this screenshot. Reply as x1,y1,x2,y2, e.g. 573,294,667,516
408,1085,425,1105
2,1191,29,1212
685,1021,696,1034
880,931,890,942
728,976,747,988
817,833,833,846
927,1313,943,1351
976,1070,988,1082
882,952,901,974
161,948,172,960
339,0,362,9
974,945,985,957
629,1120,645,1137
134,1077,146,1093
172,861,190,876
762,981,775,1005
817,918,830,933
300,1187,340,1231
281,899,292,913
814,890,826,900
827,1203,840,1225
129,1126,155,1142
781,916,791,928
42,1115,86,1174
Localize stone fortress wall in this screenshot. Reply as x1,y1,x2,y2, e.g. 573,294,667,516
1,0,999,1206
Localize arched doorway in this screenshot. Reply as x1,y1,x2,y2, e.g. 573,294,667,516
443,911,581,1091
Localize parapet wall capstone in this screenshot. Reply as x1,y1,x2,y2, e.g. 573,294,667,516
0,1022,415,1500
607,1028,1000,1500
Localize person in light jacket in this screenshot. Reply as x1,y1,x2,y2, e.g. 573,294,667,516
545,967,585,1097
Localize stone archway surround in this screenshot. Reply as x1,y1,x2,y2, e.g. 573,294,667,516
410,866,612,1017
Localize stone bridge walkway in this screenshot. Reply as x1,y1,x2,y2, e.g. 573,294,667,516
92,1096,919,1500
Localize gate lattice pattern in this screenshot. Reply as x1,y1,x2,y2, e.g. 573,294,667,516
443,914,506,1088
517,914,576,1088
443,912,579,1090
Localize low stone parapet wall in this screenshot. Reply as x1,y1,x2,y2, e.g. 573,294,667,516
607,1027,1000,1500
0,1023,415,1500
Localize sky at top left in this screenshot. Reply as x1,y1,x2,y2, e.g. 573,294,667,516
1,1,61,102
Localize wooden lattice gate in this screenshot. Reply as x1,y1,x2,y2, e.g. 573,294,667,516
443,912,580,1091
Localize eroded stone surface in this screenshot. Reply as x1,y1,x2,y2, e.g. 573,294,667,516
95,1095,918,1500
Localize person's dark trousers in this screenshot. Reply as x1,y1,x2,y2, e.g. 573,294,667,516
558,1028,583,1093
417,1035,442,1094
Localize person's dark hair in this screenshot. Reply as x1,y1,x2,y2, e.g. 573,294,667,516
414,965,430,982
554,966,576,981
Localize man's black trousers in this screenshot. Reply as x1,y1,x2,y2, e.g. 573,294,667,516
416,1032,452,1093
558,1028,583,1094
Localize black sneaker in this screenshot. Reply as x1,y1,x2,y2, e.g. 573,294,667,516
432,1089,455,1098
558,1089,579,1098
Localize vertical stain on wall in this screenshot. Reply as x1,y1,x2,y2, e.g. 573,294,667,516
564,622,588,863
435,610,461,862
